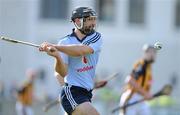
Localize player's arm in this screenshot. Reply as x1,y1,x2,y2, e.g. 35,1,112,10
39,42,93,56
54,44,94,57
54,35,102,57
39,35,102,57
54,55,68,78
39,44,68,77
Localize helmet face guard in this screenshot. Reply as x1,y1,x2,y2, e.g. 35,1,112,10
71,7,97,35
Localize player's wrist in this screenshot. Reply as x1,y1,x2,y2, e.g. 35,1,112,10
54,45,62,51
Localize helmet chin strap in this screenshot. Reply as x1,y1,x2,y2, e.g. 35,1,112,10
74,18,83,29
74,18,93,35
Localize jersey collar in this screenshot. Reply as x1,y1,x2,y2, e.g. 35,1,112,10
70,28,95,43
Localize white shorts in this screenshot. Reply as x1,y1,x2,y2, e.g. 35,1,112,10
119,90,151,115
16,102,34,115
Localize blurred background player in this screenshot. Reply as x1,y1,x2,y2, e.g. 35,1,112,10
119,44,157,115
15,69,37,115
39,7,104,115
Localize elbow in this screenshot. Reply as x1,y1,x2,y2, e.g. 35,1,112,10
55,71,67,78
62,73,67,78
60,73,67,78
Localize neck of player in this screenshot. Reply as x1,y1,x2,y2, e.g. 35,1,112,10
75,29,86,40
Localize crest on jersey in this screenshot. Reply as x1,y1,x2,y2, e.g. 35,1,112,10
82,56,88,64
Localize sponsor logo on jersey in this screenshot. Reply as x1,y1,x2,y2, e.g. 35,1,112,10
77,66,93,72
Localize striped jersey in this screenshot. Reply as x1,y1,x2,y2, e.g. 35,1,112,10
17,81,33,105
127,59,153,93
58,30,102,90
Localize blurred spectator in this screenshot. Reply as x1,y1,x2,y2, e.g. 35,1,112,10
15,69,37,115
9,81,18,100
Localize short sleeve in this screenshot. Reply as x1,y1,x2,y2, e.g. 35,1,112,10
83,32,102,53
89,37,102,53
57,38,69,64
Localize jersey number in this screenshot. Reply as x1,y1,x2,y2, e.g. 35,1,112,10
82,56,88,64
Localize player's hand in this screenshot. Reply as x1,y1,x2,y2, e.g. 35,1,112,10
46,46,59,57
39,42,55,51
39,42,48,51
39,42,59,57
94,80,108,89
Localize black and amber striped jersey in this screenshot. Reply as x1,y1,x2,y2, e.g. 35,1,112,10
17,81,33,105
127,59,153,93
